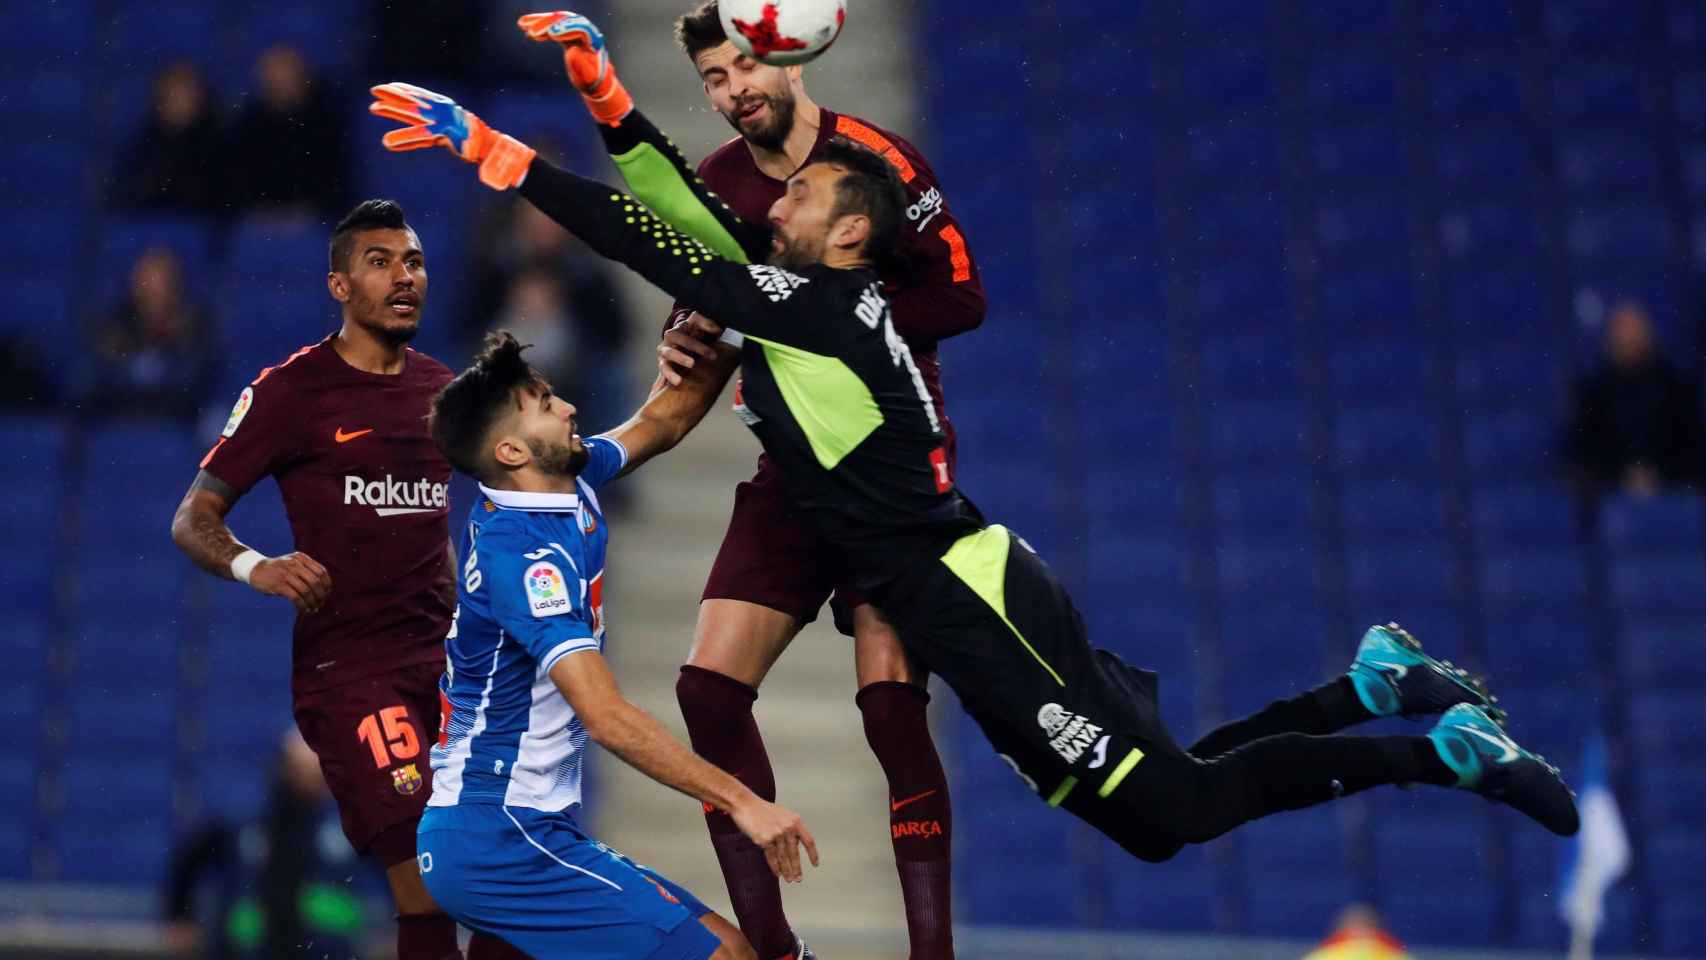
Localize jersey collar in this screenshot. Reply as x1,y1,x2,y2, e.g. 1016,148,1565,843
478,483,580,513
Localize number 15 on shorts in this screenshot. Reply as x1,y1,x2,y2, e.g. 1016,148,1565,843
357,705,421,768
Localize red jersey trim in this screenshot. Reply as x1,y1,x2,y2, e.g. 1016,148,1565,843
251,341,319,387
835,116,917,183
939,224,972,283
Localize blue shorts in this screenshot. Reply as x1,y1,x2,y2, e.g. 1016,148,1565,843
418,804,721,960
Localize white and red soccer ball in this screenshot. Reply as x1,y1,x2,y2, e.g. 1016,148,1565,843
719,0,847,66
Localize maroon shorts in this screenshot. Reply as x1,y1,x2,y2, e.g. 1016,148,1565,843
702,466,867,636
293,661,443,863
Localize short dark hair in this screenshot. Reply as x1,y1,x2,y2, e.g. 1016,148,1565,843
815,136,908,267
675,0,727,60
329,199,409,272
430,331,548,482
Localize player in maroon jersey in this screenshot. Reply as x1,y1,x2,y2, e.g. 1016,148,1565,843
170,200,521,960
519,7,985,958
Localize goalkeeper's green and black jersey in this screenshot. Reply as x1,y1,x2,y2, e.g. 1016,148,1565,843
516,113,984,593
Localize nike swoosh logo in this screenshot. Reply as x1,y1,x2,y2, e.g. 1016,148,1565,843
891,789,938,813
335,427,374,443
1461,726,1519,763
1366,657,1410,678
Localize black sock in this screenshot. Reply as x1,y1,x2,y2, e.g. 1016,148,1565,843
1187,677,1374,758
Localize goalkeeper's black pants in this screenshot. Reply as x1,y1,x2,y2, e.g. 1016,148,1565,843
880,525,1455,863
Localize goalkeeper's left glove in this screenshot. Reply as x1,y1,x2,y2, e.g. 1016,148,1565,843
368,82,537,191
517,10,635,127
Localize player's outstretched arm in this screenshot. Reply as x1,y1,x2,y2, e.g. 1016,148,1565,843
603,327,741,477
520,12,774,265
549,650,820,882
171,471,331,613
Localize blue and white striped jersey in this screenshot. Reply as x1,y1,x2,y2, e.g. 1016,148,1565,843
428,436,627,812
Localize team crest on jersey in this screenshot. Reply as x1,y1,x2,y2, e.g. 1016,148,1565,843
746,264,809,302
221,387,254,438
392,763,423,795
579,508,598,536
525,561,572,618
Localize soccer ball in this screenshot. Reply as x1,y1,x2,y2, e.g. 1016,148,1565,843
720,0,847,66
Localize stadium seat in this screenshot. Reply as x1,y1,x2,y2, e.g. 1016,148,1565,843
1309,122,1406,183
95,216,221,301
1315,195,1412,260
1209,402,1308,466
1421,0,1520,47
1303,57,1400,114
1606,556,1706,615
1426,59,1526,121
1438,268,1551,343
1631,763,1706,827
1215,542,1323,606
1462,409,1555,481
1105,841,1220,931
1471,484,1583,548
1237,813,1354,938
1565,203,1671,264
1557,134,1663,198
1455,343,1565,415
1191,261,1292,323
1211,474,1316,545
1437,202,1545,266
1619,617,1706,691
1343,541,1459,619
1316,262,1416,334
1479,547,1593,611
1550,64,1649,124
53,756,176,886
1600,494,1706,553
1340,480,1448,539
1334,407,1440,473
1369,797,1500,946
1217,602,1331,717
1182,194,1287,255
1199,332,1301,401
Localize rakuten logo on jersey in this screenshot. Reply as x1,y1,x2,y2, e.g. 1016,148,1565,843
1037,702,1104,765
343,475,449,517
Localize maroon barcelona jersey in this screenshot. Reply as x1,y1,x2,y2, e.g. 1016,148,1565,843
669,108,987,466
200,337,454,696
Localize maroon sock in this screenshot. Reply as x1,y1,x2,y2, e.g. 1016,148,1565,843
677,665,796,959
857,681,955,960
467,932,530,959
396,912,461,960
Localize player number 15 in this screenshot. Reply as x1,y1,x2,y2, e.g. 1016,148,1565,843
357,705,421,768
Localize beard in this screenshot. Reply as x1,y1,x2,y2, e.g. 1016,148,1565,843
768,229,825,271
529,436,589,477
722,89,797,152
352,291,422,346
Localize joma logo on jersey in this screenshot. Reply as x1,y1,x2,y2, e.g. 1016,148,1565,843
906,187,943,232
343,475,448,516
1037,702,1104,764
747,264,809,302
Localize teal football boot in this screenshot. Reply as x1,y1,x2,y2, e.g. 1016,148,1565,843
1348,623,1502,721
1428,703,1580,836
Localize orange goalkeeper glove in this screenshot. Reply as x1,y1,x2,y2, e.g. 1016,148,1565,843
368,82,537,191
517,10,634,126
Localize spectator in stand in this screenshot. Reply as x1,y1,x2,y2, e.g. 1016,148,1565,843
1302,905,1411,960
1566,299,1705,498
227,45,350,219
87,247,218,421
467,198,634,430
110,61,225,213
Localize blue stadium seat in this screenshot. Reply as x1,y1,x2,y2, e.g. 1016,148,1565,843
0,416,70,563
1216,542,1322,607
1340,481,1447,538
1427,60,1526,120
1437,202,1544,266
1330,335,1439,401
1471,484,1583,548
1565,203,1671,263
1211,475,1315,545
1369,797,1499,945
1462,409,1555,481
1315,196,1412,260
1310,123,1406,183
1600,494,1706,553
1316,262,1416,334
4,140,89,214
1106,841,1219,931
1191,261,1292,322
0,672,41,881
1631,763,1706,827
98,1,224,77
1343,541,1459,616
1217,603,1330,716
53,756,175,886
1303,58,1399,113
1237,813,1354,938
1182,194,1287,254
1479,547,1593,611
1552,63,1651,124
1607,556,1706,615
1168,50,1275,112
1557,134,1663,198
1209,403,1308,466
1184,121,1281,183
1619,617,1706,691
219,5,358,82
1439,268,1551,342
1455,343,1565,414
1081,467,1178,534
1543,0,1648,55
1200,333,1301,400
1334,407,1439,473
1422,0,1520,47
1625,692,1696,757
1433,135,1536,194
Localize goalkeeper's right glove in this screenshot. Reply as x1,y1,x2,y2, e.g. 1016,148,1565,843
368,82,537,191
517,10,635,127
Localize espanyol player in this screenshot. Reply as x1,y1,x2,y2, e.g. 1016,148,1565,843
420,332,816,960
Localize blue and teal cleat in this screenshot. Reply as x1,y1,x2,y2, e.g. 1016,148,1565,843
1428,703,1579,836
1348,623,1502,722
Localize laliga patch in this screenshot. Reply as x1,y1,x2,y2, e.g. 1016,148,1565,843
221,387,254,438
524,561,572,618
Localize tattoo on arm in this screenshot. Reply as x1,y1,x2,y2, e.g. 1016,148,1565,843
170,470,249,580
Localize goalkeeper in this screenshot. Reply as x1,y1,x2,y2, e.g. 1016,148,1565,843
367,41,1578,868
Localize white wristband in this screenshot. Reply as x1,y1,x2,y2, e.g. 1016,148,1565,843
717,327,745,349
230,549,267,585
